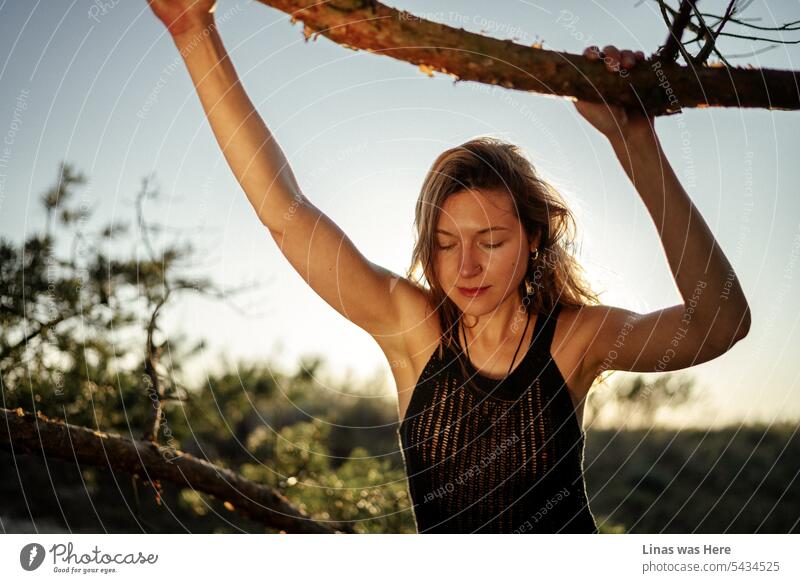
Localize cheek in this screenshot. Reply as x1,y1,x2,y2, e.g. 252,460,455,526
489,248,526,277
433,255,453,283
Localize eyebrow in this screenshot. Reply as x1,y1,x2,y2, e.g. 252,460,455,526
435,226,510,236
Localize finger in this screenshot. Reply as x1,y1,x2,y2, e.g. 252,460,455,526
635,50,645,61
583,45,601,60
620,49,636,69
602,45,621,72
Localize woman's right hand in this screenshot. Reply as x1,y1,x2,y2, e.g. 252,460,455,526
147,0,217,38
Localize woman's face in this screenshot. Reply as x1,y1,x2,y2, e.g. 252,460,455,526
433,188,538,317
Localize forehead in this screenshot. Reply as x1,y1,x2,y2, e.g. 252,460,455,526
436,188,518,233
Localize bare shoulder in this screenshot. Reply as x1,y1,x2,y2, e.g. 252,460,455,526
550,304,609,406
555,303,632,349
372,275,441,375
552,304,598,349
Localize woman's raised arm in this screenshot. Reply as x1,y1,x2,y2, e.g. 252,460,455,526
146,0,427,349
574,45,751,381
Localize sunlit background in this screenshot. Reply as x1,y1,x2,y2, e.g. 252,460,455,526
1,0,798,429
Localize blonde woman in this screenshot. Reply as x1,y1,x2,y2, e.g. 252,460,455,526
147,1,751,533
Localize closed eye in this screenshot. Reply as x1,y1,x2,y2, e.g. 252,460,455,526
436,241,505,250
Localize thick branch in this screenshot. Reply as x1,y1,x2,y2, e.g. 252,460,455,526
1,407,353,534
254,0,800,114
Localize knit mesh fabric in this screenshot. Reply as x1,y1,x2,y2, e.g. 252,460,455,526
398,304,598,533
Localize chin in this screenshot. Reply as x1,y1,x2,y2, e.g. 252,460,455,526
449,295,496,317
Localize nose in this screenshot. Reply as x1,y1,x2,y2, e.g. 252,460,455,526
459,246,484,280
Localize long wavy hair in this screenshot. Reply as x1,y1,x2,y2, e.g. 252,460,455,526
407,136,600,384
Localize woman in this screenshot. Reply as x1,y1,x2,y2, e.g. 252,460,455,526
147,1,752,533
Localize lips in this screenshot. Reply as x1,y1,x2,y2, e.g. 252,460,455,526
457,285,491,298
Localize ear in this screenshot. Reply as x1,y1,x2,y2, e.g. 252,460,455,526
528,226,542,253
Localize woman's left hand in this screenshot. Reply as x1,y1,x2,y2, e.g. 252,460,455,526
574,45,654,141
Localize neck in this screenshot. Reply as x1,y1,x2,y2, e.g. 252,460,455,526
461,291,529,348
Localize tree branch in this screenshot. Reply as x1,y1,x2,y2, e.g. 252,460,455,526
693,0,735,66
253,0,800,114
142,292,169,443
703,14,800,32
657,0,695,64
1,406,353,534
0,312,71,370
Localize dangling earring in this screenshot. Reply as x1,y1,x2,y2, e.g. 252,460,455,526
524,249,539,297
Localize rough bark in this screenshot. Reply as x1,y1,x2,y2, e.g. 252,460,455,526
1,407,353,534
253,0,799,115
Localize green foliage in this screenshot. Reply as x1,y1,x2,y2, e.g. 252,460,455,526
585,423,800,533
1,163,417,532
241,424,413,533
1,164,797,534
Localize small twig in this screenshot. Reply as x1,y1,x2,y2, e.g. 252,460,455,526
687,3,732,66
724,44,779,59
0,313,70,368
649,0,799,65
714,31,800,44
700,13,800,32
142,292,170,443
658,0,695,63
695,0,735,65
135,173,161,264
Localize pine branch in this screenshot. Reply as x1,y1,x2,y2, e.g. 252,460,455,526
252,0,800,114
1,406,354,534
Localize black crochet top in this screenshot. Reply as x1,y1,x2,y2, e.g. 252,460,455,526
398,303,598,533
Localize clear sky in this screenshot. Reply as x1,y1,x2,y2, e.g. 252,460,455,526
1,1,798,428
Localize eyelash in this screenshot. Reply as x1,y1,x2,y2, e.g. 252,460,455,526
437,242,504,250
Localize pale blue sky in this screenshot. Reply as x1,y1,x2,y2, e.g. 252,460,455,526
1,1,799,428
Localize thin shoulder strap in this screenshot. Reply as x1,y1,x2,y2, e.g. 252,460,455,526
532,303,562,359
